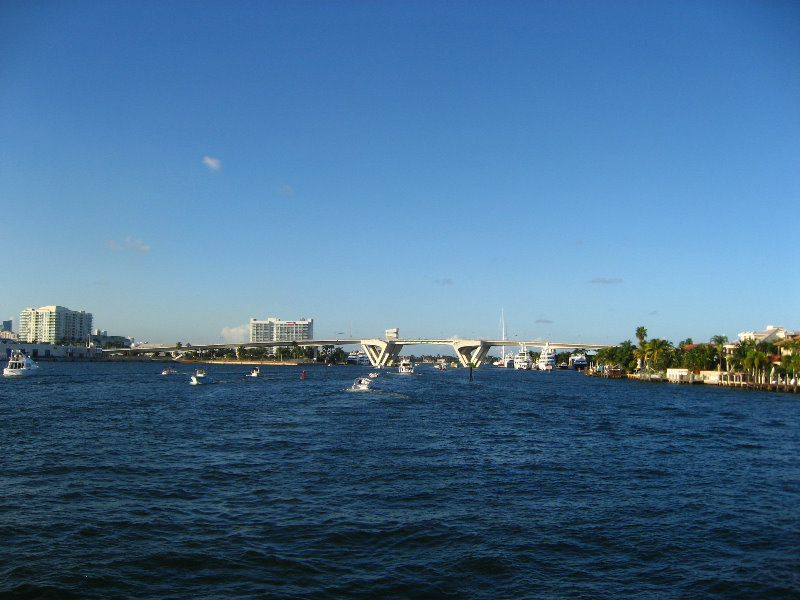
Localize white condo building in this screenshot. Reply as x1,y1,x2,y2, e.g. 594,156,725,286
250,317,313,345
19,305,93,344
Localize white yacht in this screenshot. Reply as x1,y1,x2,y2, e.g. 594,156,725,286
537,343,556,371
434,359,448,370
347,350,371,366
494,309,514,367
247,367,260,377
398,359,414,374
513,345,533,370
3,350,39,377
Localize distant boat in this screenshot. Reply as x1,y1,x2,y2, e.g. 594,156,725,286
347,350,371,366
434,359,447,371
161,367,176,375
398,359,414,374
538,343,556,371
247,367,260,377
569,353,589,371
513,345,532,370
3,350,39,377
368,371,380,378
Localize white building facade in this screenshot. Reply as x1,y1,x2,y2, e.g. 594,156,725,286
19,305,93,344
250,317,313,345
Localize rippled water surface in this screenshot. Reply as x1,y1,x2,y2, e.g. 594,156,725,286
2,362,799,599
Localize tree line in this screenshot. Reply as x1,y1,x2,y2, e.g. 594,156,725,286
593,326,800,382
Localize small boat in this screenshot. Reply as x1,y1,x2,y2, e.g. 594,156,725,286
190,368,211,385
3,350,39,377
350,377,373,391
368,371,380,378
247,367,260,377
434,359,447,370
398,359,414,374
161,367,176,375
513,345,532,370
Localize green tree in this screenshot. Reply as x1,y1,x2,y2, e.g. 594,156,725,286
646,338,674,372
710,335,729,372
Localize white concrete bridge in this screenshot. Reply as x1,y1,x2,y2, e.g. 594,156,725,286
116,337,608,368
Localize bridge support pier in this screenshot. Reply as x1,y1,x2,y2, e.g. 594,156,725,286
361,339,404,367
452,340,492,368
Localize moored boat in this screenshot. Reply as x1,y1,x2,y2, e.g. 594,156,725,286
569,353,589,370
3,350,39,377
538,343,556,371
513,345,533,370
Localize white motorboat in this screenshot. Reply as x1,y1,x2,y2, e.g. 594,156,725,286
190,369,212,385
398,359,414,374
247,367,260,377
434,359,447,370
538,343,556,371
350,377,373,391
513,345,533,370
368,371,380,378
3,350,39,377
161,367,176,375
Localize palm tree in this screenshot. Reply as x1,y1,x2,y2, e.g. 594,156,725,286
743,350,769,383
647,338,672,371
635,326,648,370
710,335,729,372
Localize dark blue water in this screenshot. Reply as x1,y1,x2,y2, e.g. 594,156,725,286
1,362,799,599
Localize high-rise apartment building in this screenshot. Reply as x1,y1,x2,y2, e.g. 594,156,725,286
250,317,313,345
19,306,93,344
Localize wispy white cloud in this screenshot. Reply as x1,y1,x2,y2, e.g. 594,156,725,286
108,236,152,253
221,324,249,343
203,156,221,171
589,277,623,284
278,183,294,195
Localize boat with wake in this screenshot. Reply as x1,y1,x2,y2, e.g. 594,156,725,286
398,359,414,374
350,377,373,391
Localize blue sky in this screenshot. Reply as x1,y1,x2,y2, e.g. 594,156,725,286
2,1,798,346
